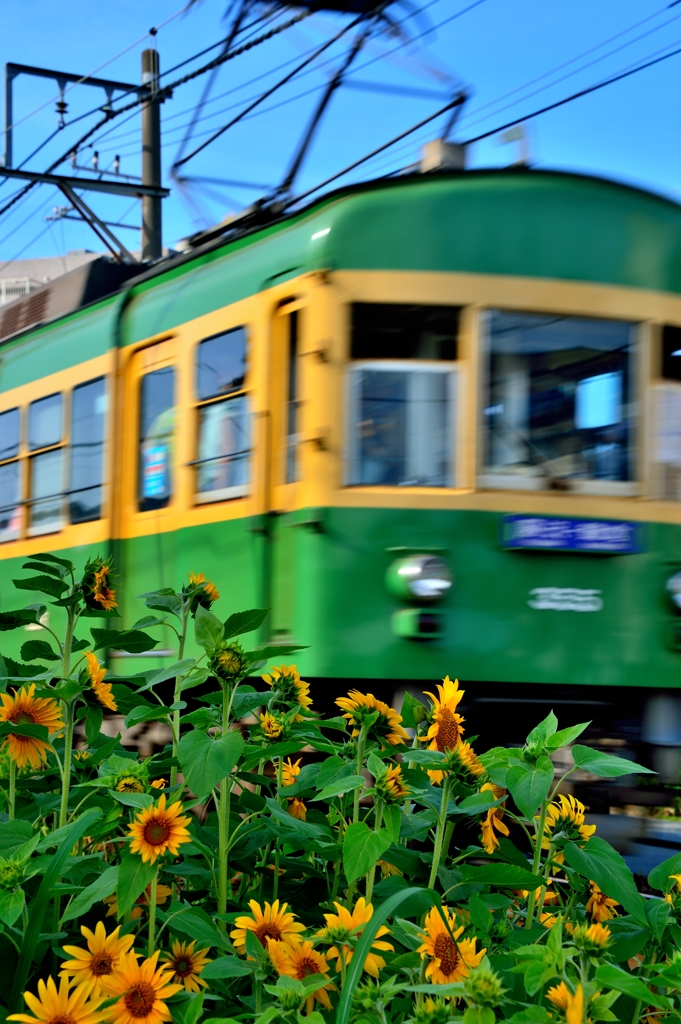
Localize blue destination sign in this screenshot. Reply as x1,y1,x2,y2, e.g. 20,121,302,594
501,515,641,554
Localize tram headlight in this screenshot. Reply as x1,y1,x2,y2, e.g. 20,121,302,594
667,571,681,612
386,554,453,603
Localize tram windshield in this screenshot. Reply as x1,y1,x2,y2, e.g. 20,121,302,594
482,311,636,491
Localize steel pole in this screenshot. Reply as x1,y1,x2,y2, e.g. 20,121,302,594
141,49,161,260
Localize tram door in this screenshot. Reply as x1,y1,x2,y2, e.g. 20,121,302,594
267,299,305,641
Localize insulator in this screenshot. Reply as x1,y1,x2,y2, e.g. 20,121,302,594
113,155,120,175
56,97,67,128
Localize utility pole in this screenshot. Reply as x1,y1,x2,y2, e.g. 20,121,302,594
141,48,162,260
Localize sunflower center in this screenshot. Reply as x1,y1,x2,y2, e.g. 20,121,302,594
48,1015,76,1024
11,710,36,725
173,958,192,977
144,819,171,845
90,952,114,976
124,982,157,1017
433,934,459,977
296,957,320,979
434,709,460,752
254,923,282,947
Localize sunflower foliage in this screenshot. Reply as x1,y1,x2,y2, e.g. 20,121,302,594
0,562,678,1024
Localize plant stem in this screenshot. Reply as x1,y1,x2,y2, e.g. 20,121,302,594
353,725,369,824
217,684,232,929
427,776,451,890
8,758,16,821
365,801,384,904
148,869,158,956
170,604,188,788
526,798,549,929
58,701,74,829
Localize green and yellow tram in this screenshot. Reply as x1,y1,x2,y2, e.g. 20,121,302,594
2,167,681,759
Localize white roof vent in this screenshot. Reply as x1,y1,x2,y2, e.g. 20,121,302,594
421,139,466,173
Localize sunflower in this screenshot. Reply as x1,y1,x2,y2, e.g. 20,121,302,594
375,764,410,802
280,757,301,787
187,571,220,606
263,665,313,713
267,938,335,1013
479,783,509,853
161,940,211,992
542,794,596,864
82,557,117,612
8,976,106,1024
259,711,285,740
104,883,173,921
287,797,307,821
450,740,485,780
85,651,117,712
336,691,409,748
417,905,485,985
150,779,167,790
316,897,394,978
105,950,182,1024
586,882,619,922
565,985,585,1024
666,874,681,905
571,922,611,952
128,795,192,864
60,921,136,996
546,982,570,1010
231,899,305,954
0,684,64,770
211,642,246,683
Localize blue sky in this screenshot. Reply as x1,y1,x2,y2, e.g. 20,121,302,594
1,0,681,265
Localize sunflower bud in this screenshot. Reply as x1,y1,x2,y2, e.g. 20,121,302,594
462,961,506,1009
211,641,246,683
0,857,23,890
571,921,612,953
81,556,117,612
183,571,220,614
407,997,453,1024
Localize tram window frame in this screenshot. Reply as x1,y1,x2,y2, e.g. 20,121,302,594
344,303,460,489
192,326,250,505
27,392,65,537
138,366,176,513
69,377,107,524
0,407,22,542
479,309,639,496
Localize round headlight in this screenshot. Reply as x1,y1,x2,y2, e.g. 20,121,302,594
386,555,453,603
667,572,681,612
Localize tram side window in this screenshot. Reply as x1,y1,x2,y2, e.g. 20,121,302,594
482,311,636,491
28,393,64,535
70,378,106,523
139,367,175,511
194,327,249,503
651,325,681,501
0,408,21,541
346,304,459,487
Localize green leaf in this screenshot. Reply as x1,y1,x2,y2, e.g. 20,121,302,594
342,821,393,884
170,907,231,951
9,809,100,1012
244,644,307,664
223,608,269,638
0,608,45,631
458,864,543,889
506,757,554,818
648,851,681,892
178,729,245,799
140,589,183,619
400,691,428,730
61,865,119,923
22,560,68,579
313,775,366,803
0,721,49,742
32,551,74,569
526,711,558,747
0,887,25,926
194,604,224,653
564,837,647,926
125,705,172,728
468,892,494,934
645,898,670,942
136,659,197,693
595,964,670,1010
116,853,157,919
84,704,103,745
546,722,590,752
231,690,266,719
571,745,654,778
408,749,447,767
451,791,502,816
20,639,59,663
111,791,154,809
315,756,354,791
91,628,159,654
13,575,68,599
0,820,33,856
384,804,402,844
200,956,255,979
605,917,650,962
